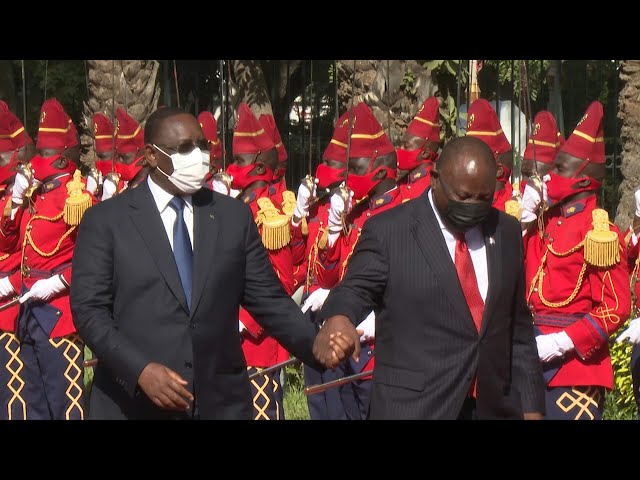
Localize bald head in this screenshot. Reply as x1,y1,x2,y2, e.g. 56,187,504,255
431,136,496,232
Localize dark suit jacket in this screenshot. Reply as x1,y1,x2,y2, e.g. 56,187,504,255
320,191,545,419
70,180,320,420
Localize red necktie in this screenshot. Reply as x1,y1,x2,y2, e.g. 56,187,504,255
454,234,484,398
454,234,484,332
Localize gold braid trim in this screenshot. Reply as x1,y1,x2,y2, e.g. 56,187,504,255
340,229,363,282
24,211,77,257
0,252,8,261
301,217,308,236
505,199,522,221
281,190,297,218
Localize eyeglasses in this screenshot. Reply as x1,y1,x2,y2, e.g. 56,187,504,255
155,139,210,155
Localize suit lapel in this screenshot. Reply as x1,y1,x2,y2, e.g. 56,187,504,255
480,210,501,336
410,197,477,333
190,188,219,318
128,180,189,314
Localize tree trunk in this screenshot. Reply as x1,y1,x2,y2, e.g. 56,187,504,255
82,60,161,166
615,60,640,230
337,60,438,145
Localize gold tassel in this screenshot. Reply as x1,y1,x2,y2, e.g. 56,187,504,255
584,209,620,268
281,190,297,218
64,170,93,226
3,196,12,218
318,227,328,250
301,217,308,236
504,199,522,221
256,197,290,250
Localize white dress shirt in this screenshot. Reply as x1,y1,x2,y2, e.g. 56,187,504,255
147,176,194,251
428,190,488,302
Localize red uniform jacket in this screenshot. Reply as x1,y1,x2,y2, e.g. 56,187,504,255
240,185,295,367
315,186,405,374
0,187,21,333
492,181,513,213
0,174,97,339
524,195,631,389
398,163,432,201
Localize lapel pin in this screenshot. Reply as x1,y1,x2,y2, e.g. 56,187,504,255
489,237,495,246
209,214,215,220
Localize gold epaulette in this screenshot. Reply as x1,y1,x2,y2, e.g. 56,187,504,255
505,199,522,221
281,190,296,217
63,170,92,226
584,209,620,268
256,197,290,250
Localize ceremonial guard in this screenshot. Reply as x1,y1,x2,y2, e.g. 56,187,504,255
397,97,441,201
524,101,630,419
0,98,96,419
0,107,33,419
225,103,294,420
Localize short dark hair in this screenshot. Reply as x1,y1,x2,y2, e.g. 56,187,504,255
437,136,495,175
144,107,189,145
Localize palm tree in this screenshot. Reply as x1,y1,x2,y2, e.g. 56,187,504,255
615,60,640,229
81,60,161,166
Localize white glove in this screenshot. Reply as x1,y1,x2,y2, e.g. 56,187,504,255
0,277,16,298
301,288,330,313
536,331,574,363
635,189,640,218
229,188,241,199
356,311,375,342
328,185,353,229
19,275,67,304
86,175,99,195
616,317,640,344
101,176,118,201
239,320,246,333
212,178,229,195
11,171,30,205
293,178,318,220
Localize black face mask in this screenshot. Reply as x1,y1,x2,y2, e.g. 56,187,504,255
445,199,491,232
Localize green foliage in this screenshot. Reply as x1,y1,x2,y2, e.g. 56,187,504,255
283,362,310,420
83,345,94,394
604,323,638,419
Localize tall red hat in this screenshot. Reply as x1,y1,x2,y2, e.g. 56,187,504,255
523,111,563,165
406,96,441,143
93,113,115,154
258,113,287,162
322,108,353,163
466,98,511,158
349,102,395,159
197,111,222,160
0,101,9,113
560,101,605,164
0,110,32,152
115,107,144,154
36,98,75,150
232,103,275,155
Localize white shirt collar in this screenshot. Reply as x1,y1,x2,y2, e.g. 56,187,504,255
147,175,193,214
428,188,448,232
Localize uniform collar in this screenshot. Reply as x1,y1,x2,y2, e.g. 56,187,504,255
369,186,400,211
408,162,431,184
559,195,595,218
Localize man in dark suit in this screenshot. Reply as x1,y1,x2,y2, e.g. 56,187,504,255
315,136,545,420
70,107,324,419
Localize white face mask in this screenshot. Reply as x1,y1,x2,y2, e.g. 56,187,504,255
154,144,210,194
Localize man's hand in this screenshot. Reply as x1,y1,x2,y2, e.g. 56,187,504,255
137,362,194,412
212,178,230,195
536,331,574,363
0,277,16,299
229,187,241,199
301,288,330,313
19,275,67,303
616,317,640,344
313,315,361,369
523,412,544,420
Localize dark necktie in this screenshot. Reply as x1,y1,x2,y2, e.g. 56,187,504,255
168,197,193,311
